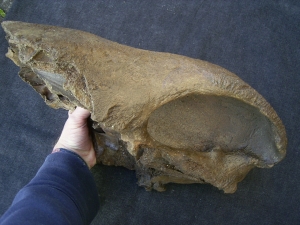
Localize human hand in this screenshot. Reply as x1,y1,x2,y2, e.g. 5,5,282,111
53,107,96,169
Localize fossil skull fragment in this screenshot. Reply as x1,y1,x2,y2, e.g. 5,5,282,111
2,21,287,193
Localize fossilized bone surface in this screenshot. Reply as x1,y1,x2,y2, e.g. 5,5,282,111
2,21,287,193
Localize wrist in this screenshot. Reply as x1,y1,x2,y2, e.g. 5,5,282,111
52,147,96,169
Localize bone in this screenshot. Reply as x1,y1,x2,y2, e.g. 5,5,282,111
2,21,287,193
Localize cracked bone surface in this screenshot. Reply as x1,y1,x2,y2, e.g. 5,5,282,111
2,21,287,193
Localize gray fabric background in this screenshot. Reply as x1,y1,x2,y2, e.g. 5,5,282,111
0,0,299,224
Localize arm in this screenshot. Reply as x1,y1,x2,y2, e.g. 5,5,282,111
0,107,100,225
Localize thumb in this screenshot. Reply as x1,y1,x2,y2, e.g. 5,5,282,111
68,107,91,121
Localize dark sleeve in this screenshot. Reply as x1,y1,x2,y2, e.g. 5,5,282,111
0,149,100,225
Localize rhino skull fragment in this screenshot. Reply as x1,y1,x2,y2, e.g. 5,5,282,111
2,21,287,193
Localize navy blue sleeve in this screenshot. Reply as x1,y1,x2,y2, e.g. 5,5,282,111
0,149,100,225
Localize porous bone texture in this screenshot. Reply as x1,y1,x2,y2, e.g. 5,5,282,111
2,21,287,193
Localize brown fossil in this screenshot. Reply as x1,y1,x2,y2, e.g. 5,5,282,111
2,21,287,193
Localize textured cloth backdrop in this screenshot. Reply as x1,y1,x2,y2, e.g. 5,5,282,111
0,0,299,224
